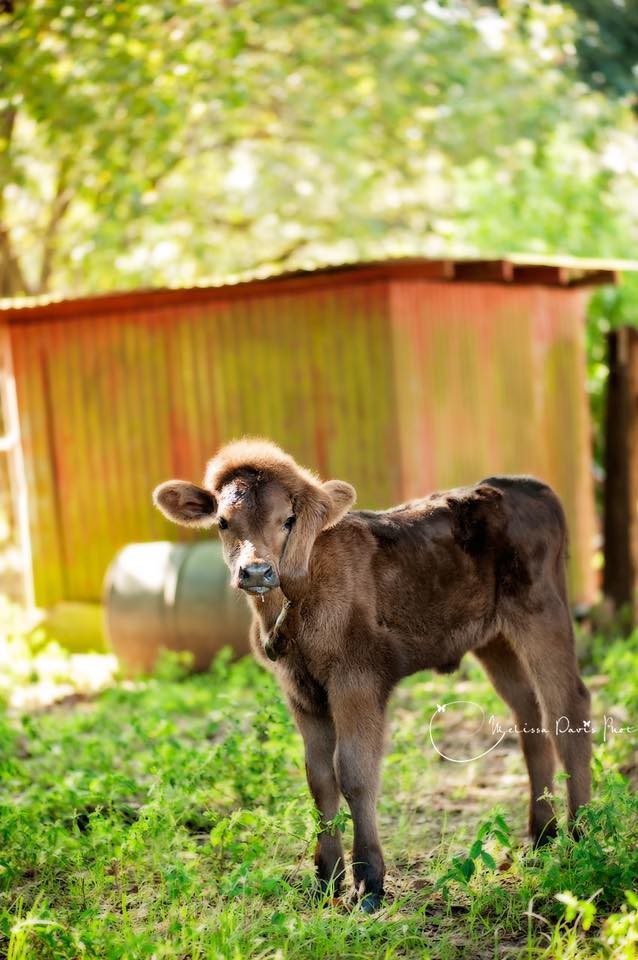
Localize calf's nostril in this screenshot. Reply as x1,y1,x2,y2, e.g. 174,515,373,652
239,562,275,584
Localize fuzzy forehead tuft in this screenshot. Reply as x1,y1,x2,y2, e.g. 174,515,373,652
204,438,320,496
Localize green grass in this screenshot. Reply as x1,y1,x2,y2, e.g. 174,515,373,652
1,612,638,959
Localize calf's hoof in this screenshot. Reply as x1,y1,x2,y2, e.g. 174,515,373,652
531,817,558,848
359,893,383,914
312,876,343,904
354,889,384,914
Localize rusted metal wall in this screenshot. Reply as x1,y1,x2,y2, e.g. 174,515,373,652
5,264,597,607
8,281,398,606
390,281,595,602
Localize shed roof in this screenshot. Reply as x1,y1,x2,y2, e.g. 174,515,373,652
1,254,632,323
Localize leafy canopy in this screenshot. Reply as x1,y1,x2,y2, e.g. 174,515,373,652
0,1,636,296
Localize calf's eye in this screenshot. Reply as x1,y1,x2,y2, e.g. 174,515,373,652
218,517,228,530
283,515,296,531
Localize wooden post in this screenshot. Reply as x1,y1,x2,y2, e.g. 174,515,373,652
0,326,35,611
603,327,638,615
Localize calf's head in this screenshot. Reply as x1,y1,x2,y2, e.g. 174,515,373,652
153,439,356,596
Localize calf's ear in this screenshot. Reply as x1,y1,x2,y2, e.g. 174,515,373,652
280,479,356,583
322,479,356,528
153,480,217,528
280,487,326,582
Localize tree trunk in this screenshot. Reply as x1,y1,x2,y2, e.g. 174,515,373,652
37,157,72,293
0,105,31,297
0,225,30,297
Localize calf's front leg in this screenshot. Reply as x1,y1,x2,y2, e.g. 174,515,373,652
330,678,387,912
293,707,345,895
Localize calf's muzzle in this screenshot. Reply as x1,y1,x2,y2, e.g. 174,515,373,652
239,561,279,594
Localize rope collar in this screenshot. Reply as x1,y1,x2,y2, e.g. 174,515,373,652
263,597,293,662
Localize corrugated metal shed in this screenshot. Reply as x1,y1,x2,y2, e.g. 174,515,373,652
0,256,616,608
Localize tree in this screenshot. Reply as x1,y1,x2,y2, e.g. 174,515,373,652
559,0,638,106
0,0,635,296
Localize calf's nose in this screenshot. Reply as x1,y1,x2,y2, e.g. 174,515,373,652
239,562,278,590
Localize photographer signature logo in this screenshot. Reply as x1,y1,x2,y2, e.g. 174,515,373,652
428,701,638,764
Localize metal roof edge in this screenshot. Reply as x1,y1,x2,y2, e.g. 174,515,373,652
1,255,628,322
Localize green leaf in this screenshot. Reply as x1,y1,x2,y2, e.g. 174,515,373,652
460,859,475,881
479,850,496,870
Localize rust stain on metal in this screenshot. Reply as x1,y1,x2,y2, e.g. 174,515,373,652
1,259,604,606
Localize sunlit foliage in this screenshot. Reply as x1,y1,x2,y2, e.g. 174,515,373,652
1,1,636,296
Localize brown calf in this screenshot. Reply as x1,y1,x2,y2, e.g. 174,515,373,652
154,439,591,911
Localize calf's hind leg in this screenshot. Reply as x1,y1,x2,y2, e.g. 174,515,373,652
293,708,345,895
517,610,592,827
475,634,557,845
